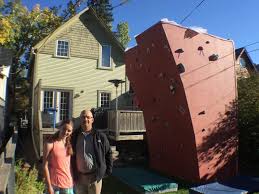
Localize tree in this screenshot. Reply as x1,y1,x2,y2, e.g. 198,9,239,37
62,0,78,20
116,22,130,47
0,1,62,114
0,17,13,44
238,74,259,169
0,0,4,8
87,0,131,47
87,0,113,28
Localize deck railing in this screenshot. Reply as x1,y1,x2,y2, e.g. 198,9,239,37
107,110,146,141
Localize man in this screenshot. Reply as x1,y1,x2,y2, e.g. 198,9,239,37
71,109,112,194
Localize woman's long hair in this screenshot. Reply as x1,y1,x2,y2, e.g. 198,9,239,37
50,119,73,156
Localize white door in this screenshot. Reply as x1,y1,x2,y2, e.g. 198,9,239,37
41,90,71,125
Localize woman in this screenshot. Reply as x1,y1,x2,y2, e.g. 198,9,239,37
43,119,74,194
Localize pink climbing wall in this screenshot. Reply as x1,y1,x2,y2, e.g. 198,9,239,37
125,21,238,182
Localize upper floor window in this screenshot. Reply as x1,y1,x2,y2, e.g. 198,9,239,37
240,58,246,68
56,40,69,57
101,45,111,68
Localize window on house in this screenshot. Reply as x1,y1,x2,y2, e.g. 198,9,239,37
56,40,69,57
98,91,111,108
42,90,71,123
60,91,70,121
101,45,111,68
43,91,54,112
240,58,246,68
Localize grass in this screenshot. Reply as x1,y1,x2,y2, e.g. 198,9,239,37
102,175,189,194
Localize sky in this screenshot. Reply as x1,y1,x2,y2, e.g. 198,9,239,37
21,0,259,64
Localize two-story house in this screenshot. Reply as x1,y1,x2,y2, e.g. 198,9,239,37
235,47,258,78
29,7,130,157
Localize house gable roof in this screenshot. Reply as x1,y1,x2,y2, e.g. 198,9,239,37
235,47,258,72
33,7,124,52
235,48,244,60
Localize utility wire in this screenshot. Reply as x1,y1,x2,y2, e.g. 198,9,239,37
243,41,259,48
247,48,259,54
183,46,259,88
182,41,259,78
112,0,130,9
180,0,206,24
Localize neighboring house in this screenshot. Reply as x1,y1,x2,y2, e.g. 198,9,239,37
235,47,258,78
0,47,12,136
29,7,131,157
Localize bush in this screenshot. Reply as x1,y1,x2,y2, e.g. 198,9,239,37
238,75,259,170
15,160,45,194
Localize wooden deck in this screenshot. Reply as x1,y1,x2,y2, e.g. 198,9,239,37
107,110,146,141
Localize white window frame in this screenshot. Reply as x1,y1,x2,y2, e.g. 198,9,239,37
41,89,73,123
99,44,112,69
55,40,70,58
97,90,111,108
59,91,71,121
41,90,55,112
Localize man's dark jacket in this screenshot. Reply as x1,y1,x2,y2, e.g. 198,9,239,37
71,128,113,182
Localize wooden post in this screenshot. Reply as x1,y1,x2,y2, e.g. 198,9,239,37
115,110,120,140
107,110,111,139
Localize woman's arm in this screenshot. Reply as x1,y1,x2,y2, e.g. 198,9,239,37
43,142,54,194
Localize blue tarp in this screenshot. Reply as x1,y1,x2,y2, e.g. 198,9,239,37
112,167,178,194
189,182,248,194
190,176,259,194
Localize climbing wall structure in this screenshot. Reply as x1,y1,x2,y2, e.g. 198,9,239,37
125,21,238,182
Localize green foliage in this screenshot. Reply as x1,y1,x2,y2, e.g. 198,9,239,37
0,2,62,49
0,1,62,113
15,78,30,111
238,75,259,131
87,0,113,28
238,74,259,165
0,0,4,8
15,160,45,194
62,0,78,20
117,22,130,47
102,176,189,194
87,0,130,47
